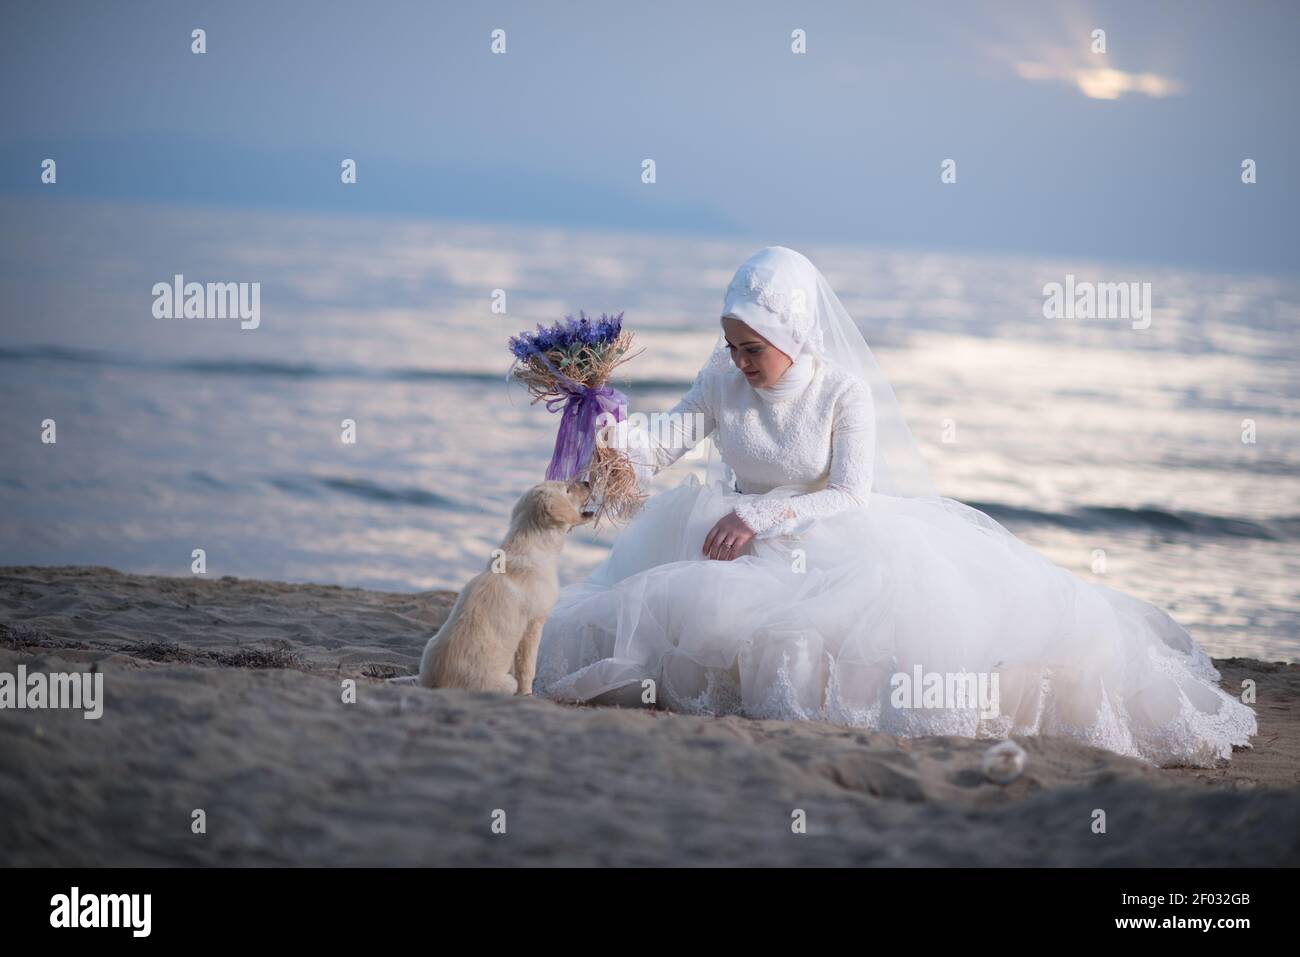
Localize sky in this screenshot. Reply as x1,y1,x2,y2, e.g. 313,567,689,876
1,0,1298,274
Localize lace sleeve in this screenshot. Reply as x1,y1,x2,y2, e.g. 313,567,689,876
734,380,875,535
612,365,718,475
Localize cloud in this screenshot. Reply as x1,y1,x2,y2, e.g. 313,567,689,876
1015,61,1185,100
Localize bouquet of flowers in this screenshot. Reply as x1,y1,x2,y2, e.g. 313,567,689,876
508,311,645,525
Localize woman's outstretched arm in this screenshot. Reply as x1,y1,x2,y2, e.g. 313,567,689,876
599,367,718,476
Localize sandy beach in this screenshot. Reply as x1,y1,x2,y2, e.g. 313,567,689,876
1,564,1296,867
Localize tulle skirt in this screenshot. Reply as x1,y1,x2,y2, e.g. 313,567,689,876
535,476,1257,767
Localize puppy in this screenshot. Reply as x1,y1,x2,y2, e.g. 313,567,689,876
412,480,591,695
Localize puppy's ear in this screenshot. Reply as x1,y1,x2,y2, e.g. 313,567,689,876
566,479,592,503
542,485,583,527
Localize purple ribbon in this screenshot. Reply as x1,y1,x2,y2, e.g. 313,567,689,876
532,354,627,481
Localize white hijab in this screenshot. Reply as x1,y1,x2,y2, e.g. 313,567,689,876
708,246,935,498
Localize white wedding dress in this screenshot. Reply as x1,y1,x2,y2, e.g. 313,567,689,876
534,248,1257,768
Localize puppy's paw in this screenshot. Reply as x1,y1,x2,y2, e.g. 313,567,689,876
495,674,519,695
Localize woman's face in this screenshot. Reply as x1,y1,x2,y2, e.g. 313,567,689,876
722,316,793,388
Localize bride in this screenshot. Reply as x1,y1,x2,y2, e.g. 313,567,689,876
534,246,1257,768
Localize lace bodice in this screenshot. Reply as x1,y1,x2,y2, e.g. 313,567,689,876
620,356,875,536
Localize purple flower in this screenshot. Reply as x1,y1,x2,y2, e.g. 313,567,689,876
507,310,625,359
507,334,533,360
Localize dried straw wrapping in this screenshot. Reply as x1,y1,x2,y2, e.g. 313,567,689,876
584,443,646,528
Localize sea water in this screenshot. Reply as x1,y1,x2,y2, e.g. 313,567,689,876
1,197,1296,661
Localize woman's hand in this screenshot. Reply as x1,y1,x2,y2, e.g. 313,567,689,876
702,511,755,561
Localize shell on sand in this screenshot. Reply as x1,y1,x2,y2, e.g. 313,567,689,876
982,739,1028,784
